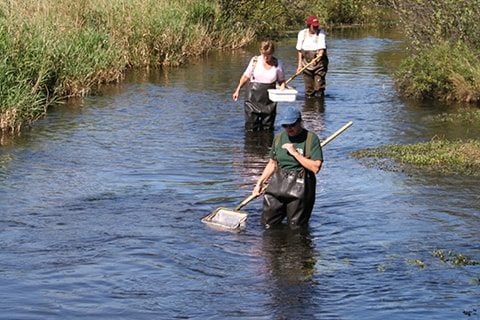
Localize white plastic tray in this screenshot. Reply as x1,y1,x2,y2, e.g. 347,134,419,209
268,88,298,102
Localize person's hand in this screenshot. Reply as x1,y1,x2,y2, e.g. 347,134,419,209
253,184,264,196
282,143,298,156
280,82,286,90
233,90,239,101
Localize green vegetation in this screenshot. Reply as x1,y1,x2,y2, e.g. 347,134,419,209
428,108,480,124
351,138,480,176
352,1,480,177
0,0,255,134
352,109,480,176
2,0,480,135
432,250,480,267
221,0,391,37
414,250,479,288
1,0,395,135
390,0,480,103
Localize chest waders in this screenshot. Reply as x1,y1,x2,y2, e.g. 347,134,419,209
244,56,277,131
261,131,317,227
300,30,329,96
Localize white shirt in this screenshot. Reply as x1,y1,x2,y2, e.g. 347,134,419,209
296,29,327,51
244,55,284,84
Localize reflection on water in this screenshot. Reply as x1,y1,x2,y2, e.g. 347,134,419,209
303,96,326,114
300,96,326,135
262,226,316,282
244,130,274,157
260,226,319,319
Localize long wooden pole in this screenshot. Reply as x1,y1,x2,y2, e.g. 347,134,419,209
234,121,353,210
321,121,353,147
285,55,323,85
235,185,269,211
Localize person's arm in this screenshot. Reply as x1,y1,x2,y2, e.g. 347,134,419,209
232,74,249,101
296,29,304,72
316,32,327,60
276,60,286,89
253,159,277,196
281,143,323,174
316,48,325,59
297,50,303,73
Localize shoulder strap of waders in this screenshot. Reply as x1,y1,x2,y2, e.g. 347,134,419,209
302,29,320,46
305,131,313,158
274,131,283,157
274,130,314,158
251,56,258,81
302,29,321,64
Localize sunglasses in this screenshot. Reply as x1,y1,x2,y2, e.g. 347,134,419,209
282,122,297,128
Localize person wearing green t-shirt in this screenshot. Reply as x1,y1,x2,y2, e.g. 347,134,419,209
252,106,323,227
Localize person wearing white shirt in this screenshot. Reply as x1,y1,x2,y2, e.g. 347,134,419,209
233,41,286,131
296,16,329,97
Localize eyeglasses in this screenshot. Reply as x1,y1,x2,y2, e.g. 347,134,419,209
282,122,297,128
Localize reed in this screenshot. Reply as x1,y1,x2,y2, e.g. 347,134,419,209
0,0,255,134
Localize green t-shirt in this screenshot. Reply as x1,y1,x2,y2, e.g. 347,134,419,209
269,129,323,172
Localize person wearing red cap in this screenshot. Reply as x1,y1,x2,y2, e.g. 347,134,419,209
296,15,329,97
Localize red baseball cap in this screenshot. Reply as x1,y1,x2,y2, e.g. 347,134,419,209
306,16,320,26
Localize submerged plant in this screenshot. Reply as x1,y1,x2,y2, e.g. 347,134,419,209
432,249,480,267
429,108,480,123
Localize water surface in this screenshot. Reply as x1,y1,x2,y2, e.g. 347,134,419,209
1,28,479,319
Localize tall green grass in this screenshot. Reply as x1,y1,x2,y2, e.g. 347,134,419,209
0,0,254,134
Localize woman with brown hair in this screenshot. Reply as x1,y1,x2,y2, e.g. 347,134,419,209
233,40,285,131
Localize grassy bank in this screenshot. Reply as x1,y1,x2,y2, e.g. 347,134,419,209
0,0,254,134
393,41,480,102
352,139,480,176
351,107,480,176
